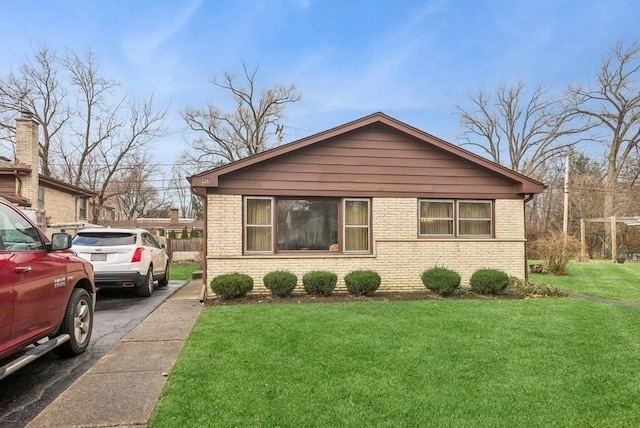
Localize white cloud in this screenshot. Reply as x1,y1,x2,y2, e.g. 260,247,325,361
122,0,203,64
286,1,451,114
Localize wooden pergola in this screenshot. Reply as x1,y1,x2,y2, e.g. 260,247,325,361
580,216,640,262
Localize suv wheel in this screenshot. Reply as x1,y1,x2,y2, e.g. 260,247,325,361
137,267,154,297
157,263,170,287
54,288,93,357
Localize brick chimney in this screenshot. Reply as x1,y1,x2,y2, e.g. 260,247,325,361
169,208,179,225
15,111,40,206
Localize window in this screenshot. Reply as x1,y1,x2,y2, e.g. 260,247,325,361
143,233,161,249
0,203,45,251
245,197,273,252
344,199,369,252
78,198,87,219
458,201,492,236
72,232,136,246
244,197,371,254
419,200,454,236
419,199,492,237
277,199,338,251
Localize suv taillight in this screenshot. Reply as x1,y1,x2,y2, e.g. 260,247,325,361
131,247,144,263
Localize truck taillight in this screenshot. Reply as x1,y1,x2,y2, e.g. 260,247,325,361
131,247,144,263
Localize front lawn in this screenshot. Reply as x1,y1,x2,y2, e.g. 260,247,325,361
530,260,640,302
169,261,200,281
149,298,640,427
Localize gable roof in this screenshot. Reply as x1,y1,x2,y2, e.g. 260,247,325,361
189,112,545,197
38,174,95,198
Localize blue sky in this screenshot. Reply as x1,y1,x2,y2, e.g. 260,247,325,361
1,0,639,169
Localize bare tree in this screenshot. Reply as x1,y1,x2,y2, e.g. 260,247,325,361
56,49,122,187
566,39,640,222
37,49,170,222
181,62,301,167
169,159,202,219
0,46,169,222
456,81,587,179
112,152,171,220
0,47,72,175
76,97,168,223
525,155,565,242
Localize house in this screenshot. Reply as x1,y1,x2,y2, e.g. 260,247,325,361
0,112,95,233
188,112,545,293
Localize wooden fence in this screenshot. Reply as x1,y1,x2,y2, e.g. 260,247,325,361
166,238,203,261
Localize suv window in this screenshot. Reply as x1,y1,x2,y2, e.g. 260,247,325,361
73,232,136,246
142,233,161,249
0,204,45,251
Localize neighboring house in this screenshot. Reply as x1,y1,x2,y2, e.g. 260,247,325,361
189,112,546,293
0,112,95,234
101,208,204,240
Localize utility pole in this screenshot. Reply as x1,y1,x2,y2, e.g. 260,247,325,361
563,150,570,235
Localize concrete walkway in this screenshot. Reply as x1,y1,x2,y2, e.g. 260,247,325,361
570,292,640,308
27,280,204,428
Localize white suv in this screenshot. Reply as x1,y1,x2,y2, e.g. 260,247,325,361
72,228,170,297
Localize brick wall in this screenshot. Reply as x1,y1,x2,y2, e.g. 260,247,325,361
205,195,526,294
15,114,40,206
206,194,243,256
44,187,78,224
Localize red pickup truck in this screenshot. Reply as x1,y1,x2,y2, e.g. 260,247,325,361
0,197,96,380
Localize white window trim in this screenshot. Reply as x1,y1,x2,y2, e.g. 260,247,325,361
244,196,274,254
343,198,371,254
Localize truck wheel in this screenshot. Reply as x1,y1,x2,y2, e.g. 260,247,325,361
54,288,93,357
157,263,170,287
137,267,154,297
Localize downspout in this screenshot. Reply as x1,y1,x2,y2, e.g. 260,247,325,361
523,193,535,280
198,190,208,304
15,175,23,200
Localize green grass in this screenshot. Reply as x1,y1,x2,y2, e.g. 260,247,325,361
149,299,640,427
169,261,200,281
530,260,640,302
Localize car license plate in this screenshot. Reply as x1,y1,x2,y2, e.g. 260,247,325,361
91,253,107,261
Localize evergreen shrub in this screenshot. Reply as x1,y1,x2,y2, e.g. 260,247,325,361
263,270,298,297
344,270,381,296
210,273,253,298
420,267,461,296
469,268,510,294
302,270,337,296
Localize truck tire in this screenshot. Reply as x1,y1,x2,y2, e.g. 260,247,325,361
137,267,154,297
54,288,94,357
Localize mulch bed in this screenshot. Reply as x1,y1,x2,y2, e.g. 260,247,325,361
204,289,540,307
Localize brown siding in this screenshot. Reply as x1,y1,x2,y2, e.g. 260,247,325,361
215,124,522,198
0,176,16,196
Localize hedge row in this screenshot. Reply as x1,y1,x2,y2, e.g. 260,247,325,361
421,266,511,296
210,269,381,298
210,267,519,299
